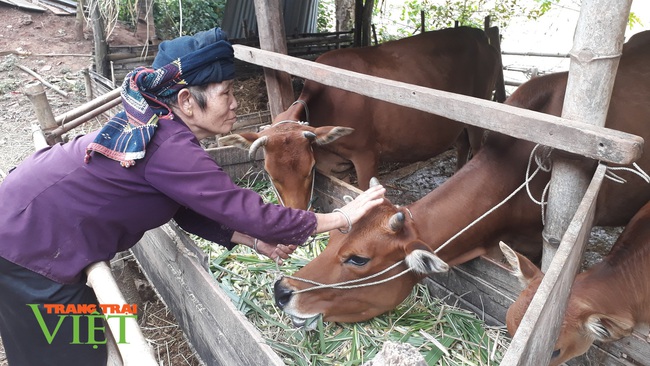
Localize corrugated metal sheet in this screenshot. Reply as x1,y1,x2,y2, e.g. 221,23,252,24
222,0,319,39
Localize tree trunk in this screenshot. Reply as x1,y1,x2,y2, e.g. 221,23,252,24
336,0,354,31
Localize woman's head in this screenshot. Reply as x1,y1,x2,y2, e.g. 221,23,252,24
152,28,239,138
174,80,239,139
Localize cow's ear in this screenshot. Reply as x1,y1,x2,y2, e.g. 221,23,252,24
404,241,449,274
313,126,354,145
499,241,542,287
585,314,635,342
219,132,260,149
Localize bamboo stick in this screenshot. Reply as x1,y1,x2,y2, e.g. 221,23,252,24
17,65,68,97
52,87,121,125
85,262,158,366
50,96,122,138
24,81,63,144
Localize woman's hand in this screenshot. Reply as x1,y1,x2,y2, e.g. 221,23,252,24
313,182,385,234
339,183,386,224
253,239,297,265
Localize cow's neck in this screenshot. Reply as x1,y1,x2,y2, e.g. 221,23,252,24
575,218,650,324
409,139,547,266
572,258,650,325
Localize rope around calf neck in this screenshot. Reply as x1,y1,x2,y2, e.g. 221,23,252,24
434,144,552,255
282,260,412,294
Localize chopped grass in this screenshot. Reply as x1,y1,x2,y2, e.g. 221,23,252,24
192,174,510,365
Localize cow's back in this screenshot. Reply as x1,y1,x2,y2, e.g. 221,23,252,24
493,31,650,227
300,26,500,163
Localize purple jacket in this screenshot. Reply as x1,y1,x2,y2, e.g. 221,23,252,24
0,118,316,284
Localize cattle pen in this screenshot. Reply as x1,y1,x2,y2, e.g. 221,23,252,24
24,0,649,365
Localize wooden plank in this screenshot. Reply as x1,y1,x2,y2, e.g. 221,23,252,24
313,171,362,212
233,45,643,165
425,264,513,326
131,223,285,366
205,146,264,179
252,0,294,117
501,164,606,366
0,0,46,11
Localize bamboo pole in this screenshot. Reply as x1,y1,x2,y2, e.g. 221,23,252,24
85,262,157,366
55,87,121,124
50,97,123,138
18,65,68,97
541,0,633,271
24,81,63,144
31,124,49,150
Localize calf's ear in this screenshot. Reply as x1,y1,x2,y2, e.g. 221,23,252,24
219,132,259,149
313,126,354,145
499,241,542,287
585,314,635,342
405,241,449,274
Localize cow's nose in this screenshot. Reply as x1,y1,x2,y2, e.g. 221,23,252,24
273,278,293,309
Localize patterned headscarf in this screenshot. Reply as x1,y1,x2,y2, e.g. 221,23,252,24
85,28,235,167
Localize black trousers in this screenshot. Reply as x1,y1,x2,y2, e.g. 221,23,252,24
0,256,107,366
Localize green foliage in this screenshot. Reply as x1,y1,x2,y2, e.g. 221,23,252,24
154,0,227,39
318,0,336,32
628,11,644,30
392,0,559,39
115,0,226,40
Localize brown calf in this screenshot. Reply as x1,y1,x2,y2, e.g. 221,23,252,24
501,198,650,365
220,26,501,210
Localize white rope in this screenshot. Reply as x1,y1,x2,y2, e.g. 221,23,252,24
291,99,310,122
284,260,412,293
604,162,650,184
434,144,551,254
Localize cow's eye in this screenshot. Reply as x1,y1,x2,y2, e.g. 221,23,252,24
551,349,561,359
345,255,369,266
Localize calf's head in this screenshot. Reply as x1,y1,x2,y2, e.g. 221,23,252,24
274,188,448,326
220,104,353,210
500,242,635,366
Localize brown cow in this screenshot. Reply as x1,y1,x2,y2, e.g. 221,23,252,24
500,197,650,365
220,26,501,209
272,30,650,326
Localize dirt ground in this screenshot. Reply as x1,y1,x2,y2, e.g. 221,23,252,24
0,5,202,366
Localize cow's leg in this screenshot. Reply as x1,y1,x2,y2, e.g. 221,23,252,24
314,147,354,182
454,129,471,171
455,126,486,170
351,152,379,190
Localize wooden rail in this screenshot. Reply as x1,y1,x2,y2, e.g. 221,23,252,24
233,44,643,165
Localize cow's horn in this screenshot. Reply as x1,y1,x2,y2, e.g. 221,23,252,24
248,136,269,160
303,131,316,141
388,212,405,232
369,177,380,187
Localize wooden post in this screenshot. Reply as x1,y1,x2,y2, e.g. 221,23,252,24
75,0,84,41
24,81,63,145
91,1,108,78
83,67,94,101
541,0,633,272
361,0,374,47
484,21,506,103
252,0,294,118
420,10,425,33
354,0,362,47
